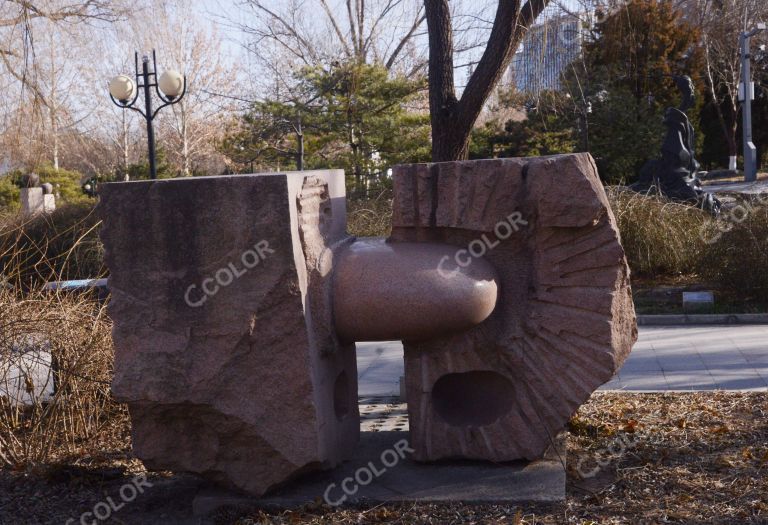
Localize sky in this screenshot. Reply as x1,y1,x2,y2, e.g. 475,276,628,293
183,0,598,97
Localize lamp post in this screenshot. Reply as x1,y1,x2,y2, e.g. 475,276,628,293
108,50,186,180
739,23,766,182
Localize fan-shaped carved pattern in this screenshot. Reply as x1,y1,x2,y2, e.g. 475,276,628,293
390,153,637,462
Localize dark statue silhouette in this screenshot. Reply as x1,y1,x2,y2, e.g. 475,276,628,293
630,75,721,215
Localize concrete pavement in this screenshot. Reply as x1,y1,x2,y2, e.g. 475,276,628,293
356,325,768,395
703,178,768,195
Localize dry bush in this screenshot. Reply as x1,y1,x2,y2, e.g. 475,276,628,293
607,188,709,278
0,210,124,470
0,291,123,468
0,204,104,289
346,192,393,237
698,199,768,302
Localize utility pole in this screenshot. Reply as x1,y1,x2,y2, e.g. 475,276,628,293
740,23,766,182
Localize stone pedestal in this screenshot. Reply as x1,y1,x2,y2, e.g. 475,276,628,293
192,430,566,515
99,171,359,496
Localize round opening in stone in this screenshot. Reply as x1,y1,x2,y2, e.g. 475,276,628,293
431,371,515,427
333,370,350,421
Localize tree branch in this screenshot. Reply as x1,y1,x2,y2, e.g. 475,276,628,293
425,0,457,119
385,9,426,70
318,0,353,58
456,0,524,129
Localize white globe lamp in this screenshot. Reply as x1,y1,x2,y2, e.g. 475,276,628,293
109,75,135,103
159,70,184,100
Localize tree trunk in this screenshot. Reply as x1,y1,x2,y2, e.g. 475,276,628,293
425,0,548,162
705,51,739,169
425,0,465,161
181,105,191,177
182,122,190,177
296,118,304,171
52,118,59,172
431,117,471,161
122,112,130,181
50,41,59,172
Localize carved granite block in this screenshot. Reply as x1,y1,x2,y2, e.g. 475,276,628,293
100,154,637,494
389,153,637,462
99,171,358,496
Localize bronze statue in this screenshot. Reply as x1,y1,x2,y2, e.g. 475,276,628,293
631,75,720,215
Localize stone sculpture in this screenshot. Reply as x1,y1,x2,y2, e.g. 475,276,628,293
631,75,720,215
100,171,359,496
16,173,56,217
100,153,637,497
389,154,636,461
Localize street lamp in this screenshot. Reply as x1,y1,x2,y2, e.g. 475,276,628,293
109,50,186,179
739,23,766,182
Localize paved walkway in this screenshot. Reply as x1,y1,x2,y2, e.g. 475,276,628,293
703,178,768,195
356,325,768,395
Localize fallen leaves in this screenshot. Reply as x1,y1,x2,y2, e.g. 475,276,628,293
0,392,766,524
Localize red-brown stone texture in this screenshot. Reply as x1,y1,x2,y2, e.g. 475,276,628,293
389,153,637,462
99,171,358,496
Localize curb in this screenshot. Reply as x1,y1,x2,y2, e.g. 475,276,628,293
638,313,768,326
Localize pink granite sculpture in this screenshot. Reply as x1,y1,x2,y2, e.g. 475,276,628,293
387,154,637,461
100,153,636,496
100,171,358,496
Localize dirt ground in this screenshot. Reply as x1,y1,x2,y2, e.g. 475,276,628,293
2,392,767,525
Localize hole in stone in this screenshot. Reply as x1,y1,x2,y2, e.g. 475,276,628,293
333,370,350,421
432,371,515,427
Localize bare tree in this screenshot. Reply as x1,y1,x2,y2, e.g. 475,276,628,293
234,0,427,77
425,0,549,161
0,1,121,105
0,0,124,172
683,0,768,170
130,0,237,177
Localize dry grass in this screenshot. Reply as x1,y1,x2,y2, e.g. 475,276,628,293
0,209,125,471
606,188,710,279
347,193,393,238
698,200,768,302
0,290,124,469
0,203,104,289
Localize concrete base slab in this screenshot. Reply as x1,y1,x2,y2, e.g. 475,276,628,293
193,431,566,517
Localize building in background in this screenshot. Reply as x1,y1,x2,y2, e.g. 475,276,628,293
509,11,590,96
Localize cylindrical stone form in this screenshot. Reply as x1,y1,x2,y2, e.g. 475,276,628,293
333,239,499,343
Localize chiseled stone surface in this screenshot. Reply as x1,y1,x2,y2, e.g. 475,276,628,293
390,153,637,462
99,171,359,496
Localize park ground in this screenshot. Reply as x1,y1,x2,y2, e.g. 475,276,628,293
0,392,766,524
